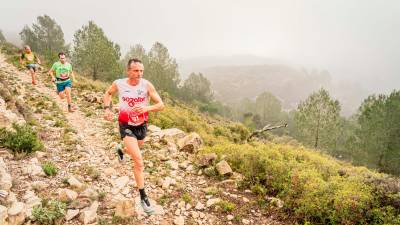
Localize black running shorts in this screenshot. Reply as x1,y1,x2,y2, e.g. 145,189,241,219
119,122,147,140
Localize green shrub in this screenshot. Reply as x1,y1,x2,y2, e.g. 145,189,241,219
42,161,58,176
204,186,219,195
98,191,107,201
74,74,109,92
54,119,67,127
215,200,236,212
0,123,43,154
204,166,217,177
251,183,266,195
32,200,66,225
83,165,100,180
181,193,192,203
158,194,171,206
148,103,249,145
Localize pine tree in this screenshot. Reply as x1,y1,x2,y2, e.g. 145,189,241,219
357,90,400,174
72,21,121,81
19,15,67,63
294,88,341,150
181,72,213,103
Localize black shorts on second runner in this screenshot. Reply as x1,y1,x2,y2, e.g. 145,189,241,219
119,122,147,140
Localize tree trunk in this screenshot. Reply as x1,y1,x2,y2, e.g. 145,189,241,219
314,125,319,148
314,113,321,148
92,66,97,80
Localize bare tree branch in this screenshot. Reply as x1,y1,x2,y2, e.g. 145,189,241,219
247,123,288,142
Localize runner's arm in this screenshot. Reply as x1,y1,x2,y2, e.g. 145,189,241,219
147,82,165,112
48,69,55,77
103,82,118,109
103,82,118,121
35,55,41,65
19,54,23,65
48,65,56,82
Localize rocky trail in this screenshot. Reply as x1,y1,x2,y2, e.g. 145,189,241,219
0,53,285,225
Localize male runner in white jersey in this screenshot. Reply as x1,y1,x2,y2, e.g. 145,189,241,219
103,58,164,214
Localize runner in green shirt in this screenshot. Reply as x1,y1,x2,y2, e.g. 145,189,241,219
48,52,77,112
19,45,41,85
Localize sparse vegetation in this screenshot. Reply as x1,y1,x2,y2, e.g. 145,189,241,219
203,142,400,224
98,191,107,201
0,123,44,155
181,193,192,203
204,186,219,195
158,194,171,206
215,200,236,213
42,161,58,176
32,199,66,225
111,215,135,224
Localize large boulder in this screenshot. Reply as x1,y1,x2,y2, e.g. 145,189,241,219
0,205,8,225
23,191,41,217
79,201,99,225
8,202,26,225
151,128,186,143
83,92,103,104
0,97,25,129
59,188,78,202
215,160,233,176
65,209,80,221
177,132,203,153
114,200,135,218
0,158,12,191
22,158,45,177
67,176,84,189
197,153,217,167
147,125,162,133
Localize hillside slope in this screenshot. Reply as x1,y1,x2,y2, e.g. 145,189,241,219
0,52,285,225
0,48,399,225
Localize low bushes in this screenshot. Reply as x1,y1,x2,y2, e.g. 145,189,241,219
202,142,400,224
0,123,43,154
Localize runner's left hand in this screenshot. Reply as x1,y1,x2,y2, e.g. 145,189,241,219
132,105,148,114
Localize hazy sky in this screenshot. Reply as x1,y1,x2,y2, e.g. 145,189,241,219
1,0,399,93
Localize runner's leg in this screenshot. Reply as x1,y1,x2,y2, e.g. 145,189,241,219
123,136,145,188
29,68,36,84
65,86,74,112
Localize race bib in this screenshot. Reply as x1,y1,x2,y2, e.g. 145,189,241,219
128,112,148,125
60,73,69,79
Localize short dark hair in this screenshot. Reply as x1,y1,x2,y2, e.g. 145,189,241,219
58,52,66,57
127,58,142,68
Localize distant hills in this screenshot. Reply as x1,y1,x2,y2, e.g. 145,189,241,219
178,55,368,116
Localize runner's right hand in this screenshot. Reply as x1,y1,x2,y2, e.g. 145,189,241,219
104,109,114,121
51,77,56,82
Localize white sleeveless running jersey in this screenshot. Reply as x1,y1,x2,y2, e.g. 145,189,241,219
116,78,149,125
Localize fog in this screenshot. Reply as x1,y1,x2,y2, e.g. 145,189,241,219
1,0,399,96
